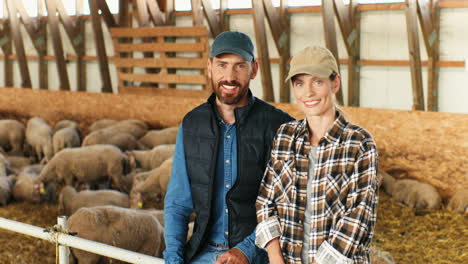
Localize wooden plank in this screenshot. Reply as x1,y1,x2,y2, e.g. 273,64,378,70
109,26,207,37
251,0,275,102
201,0,222,37
97,0,117,28
263,0,287,54
114,42,206,52
417,0,434,56
321,0,343,104
427,0,440,111
279,0,290,103
118,0,132,27
56,0,80,38
120,73,207,85
358,3,405,11
90,0,114,93
334,0,353,55
136,0,151,26
146,0,165,25
220,0,230,31
165,0,175,25
1,21,13,87
405,0,425,110
347,0,361,107
46,0,70,91
5,0,32,88
119,86,210,97
438,0,468,8
76,16,87,92
191,0,204,26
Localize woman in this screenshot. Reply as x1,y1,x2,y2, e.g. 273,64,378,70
255,46,379,264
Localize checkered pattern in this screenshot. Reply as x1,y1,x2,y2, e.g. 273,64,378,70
256,111,379,264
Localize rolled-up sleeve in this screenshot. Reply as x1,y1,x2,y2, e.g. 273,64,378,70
322,138,379,262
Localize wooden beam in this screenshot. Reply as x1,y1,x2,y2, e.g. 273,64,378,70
146,0,165,25
201,0,222,37
278,0,291,102
0,21,13,87
98,0,117,27
136,0,151,26
220,0,230,31
46,0,71,91
89,0,114,93
321,0,343,104
5,0,32,88
191,0,204,26
405,0,425,110
417,0,435,56
427,0,440,111
252,0,275,102
347,0,361,107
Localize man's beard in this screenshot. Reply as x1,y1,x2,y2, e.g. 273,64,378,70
212,79,249,105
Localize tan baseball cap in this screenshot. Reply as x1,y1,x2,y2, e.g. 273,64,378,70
285,46,339,83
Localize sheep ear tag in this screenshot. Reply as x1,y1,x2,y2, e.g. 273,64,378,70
137,201,143,208
40,187,46,194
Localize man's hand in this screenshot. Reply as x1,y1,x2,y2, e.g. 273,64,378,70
215,248,249,264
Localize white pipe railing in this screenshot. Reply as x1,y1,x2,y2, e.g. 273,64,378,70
0,217,164,264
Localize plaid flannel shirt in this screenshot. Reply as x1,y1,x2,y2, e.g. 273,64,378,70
255,111,379,264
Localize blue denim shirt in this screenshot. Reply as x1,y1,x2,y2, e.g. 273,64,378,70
164,124,258,264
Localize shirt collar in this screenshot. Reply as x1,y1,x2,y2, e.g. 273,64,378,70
297,109,349,145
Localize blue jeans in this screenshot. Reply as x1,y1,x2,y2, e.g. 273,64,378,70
189,244,269,264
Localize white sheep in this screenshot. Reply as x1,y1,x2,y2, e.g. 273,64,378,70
447,189,468,213
4,155,31,173
392,179,442,209
0,120,25,155
380,170,396,195
139,126,179,149
88,119,118,133
25,117,53,162
0,175,15,206
68,205,165,263
58,185,130,216
53,127,81,155
82,130,147,151
34,145,132,194
12,164,51,203
130,158,173,209
127,144,175,170
54,120,81,135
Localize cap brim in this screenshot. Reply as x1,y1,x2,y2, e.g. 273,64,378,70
285,65,334,83
211,48,254,62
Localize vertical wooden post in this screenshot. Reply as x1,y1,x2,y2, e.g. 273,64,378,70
46,0,71,91
5,0,32,88
165,0,175,25
220,0,229,31
321,0,343,104
405,0,425,110
201,0,222,37
191,0,204,26
76,0,87,91
37,2,48,90
89,0,114,93
0,21,13,87
251,0,275,102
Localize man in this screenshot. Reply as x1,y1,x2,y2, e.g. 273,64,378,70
164,31,294,264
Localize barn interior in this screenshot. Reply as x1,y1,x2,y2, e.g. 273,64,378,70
0,0,467,263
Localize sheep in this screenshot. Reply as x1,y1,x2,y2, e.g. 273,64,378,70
447,189,468,213
58,185,130,216
53,127,81,155
130,158,173,209
34,145,133,194
0,175,16,206
25,117,53,162
0,153,9,177
88,119,118,133
392,179,442,209
4,155,31,172
53,120,81,135
146,209,195,241
380,170,396,195
82,130,147,151
0,120,25,155
68,205,165,263
139,126,179,149
118,119,149,131
12,164,53,203
370,247,395,264
127,144,175,170
103,121,148,139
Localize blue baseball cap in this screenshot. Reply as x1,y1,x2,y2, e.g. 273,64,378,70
210,31,255,62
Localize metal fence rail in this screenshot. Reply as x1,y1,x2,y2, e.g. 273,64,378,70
0,217,164,264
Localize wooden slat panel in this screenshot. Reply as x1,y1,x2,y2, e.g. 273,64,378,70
119,86,210,97
114,57,207,69
109,26,207,37
120,73,207,85
114,42,206,52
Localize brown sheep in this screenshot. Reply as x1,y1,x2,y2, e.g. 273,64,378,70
392,179,442,209
34,145,133,195
68,206,165,263
130,158,173,209
0,120,25,155
53,120,81,135
0,175,15,206
127,144,175,170
58,186,130,216
0,153,9,177
25,117,53,162
88,119,118,133
53,127,81,155
139,127,179,149
4,155,31,173
82,130,147,152
447,189,468,213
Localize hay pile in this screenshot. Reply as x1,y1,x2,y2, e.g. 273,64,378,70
0,192,466,263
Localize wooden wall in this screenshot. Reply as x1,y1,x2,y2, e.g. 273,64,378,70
0,87,466,200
